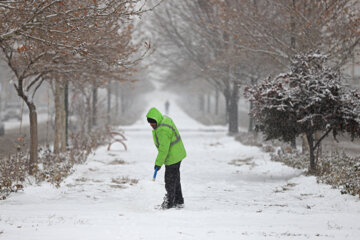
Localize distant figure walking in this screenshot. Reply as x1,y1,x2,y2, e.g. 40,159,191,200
165,100,170,115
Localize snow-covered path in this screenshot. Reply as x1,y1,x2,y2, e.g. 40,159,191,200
1,90,360,240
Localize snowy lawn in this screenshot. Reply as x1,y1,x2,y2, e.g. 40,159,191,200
1,95,359,240
3,113,50,130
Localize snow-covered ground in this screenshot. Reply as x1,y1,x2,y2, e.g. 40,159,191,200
1,89,359,240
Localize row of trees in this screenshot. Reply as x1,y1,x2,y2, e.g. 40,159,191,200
147,0,360,172
0,0,158,174
150,0,359,134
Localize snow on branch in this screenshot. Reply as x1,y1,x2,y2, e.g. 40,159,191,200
245,51,360,142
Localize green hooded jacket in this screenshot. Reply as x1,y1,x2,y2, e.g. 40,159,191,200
146,107,186,166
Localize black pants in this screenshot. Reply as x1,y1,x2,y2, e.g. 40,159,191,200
165,161,184,207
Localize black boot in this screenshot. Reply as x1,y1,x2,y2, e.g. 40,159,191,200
160,194,174,209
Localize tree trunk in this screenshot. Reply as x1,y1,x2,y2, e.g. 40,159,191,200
87,95,92,134
306,132,316,173
351,51,355,84
228,86,239,134
115,82,119,119
54,81,66,153
248,77,256,133
92,87,97,127
215,89,219,115
248,101,254,132
64,81,69,147
15,79,38,175
207,93,211,113
199,93,205,112
290,0,296,51
121,90,126,114
224,89,230,124
0,96,2,120
27,103,38,175
301,133,309,154
291,137,296,149
107,80,111,125
199,94,205,112
314,130,322,159
289,0,297,149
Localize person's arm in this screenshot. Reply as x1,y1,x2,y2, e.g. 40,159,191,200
155,128,171,167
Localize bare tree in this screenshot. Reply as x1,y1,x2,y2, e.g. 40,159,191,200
0,0,157,173
216,0,360,68
151,0,246,133
150,0,359,136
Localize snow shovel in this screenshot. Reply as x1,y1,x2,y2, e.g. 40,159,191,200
152,168,159,181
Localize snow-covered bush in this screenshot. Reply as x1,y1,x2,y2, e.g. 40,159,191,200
1,127,114,199
0,152,27,200
271,151,309,170
234,132,263,147
35,128,110,187
35,148,80,188
271,151,360,198
317,152,360,197
245,51,360,173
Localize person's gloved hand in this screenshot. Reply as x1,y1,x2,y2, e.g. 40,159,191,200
154,165,161,171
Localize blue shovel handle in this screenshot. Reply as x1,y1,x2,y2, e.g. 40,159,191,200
153,168,159,181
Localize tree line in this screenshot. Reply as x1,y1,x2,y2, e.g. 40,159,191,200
0,0,159,174
150,0,359,132
149,0,359,171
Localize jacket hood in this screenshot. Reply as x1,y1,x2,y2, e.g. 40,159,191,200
146,107,163,125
